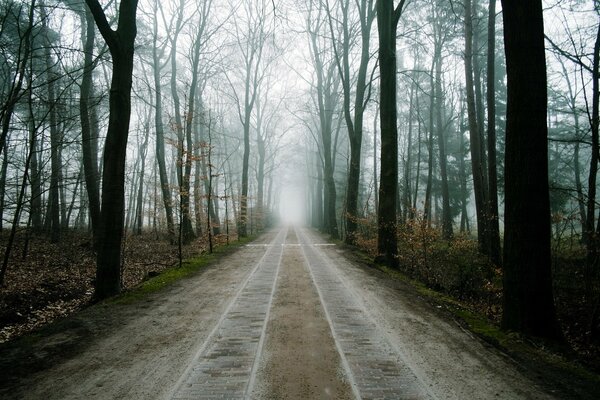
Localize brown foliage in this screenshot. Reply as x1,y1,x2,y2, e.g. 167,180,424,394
353,213,600,371
0,230,211,343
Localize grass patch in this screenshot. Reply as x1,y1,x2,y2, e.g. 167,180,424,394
110,235,257,305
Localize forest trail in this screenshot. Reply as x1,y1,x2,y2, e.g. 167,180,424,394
1,227,555,399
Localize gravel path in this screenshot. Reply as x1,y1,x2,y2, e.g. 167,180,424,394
1,226,556,399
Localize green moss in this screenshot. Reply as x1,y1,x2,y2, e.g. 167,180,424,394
110,235,257,305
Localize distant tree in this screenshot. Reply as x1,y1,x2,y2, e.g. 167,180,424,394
85,0,139,299
306,0,341,238
227,0,273,237
500,0,562,340
375,0,406,267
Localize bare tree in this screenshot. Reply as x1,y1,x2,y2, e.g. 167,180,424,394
226,0,273,237
325,0,376,244
85,0,139,299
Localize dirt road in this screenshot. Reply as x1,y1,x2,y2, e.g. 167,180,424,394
1,227,556,399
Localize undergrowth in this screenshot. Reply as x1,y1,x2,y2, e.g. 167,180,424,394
112,234,256,304
353,213,600,373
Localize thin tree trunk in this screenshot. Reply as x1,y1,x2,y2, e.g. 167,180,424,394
465,0,488,253
151,0,175,243
42,1,60,242
486,0,501,265
79,5,101,242
435,47,453,239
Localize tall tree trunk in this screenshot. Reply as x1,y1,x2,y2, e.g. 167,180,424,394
0,141,8,231
413,96,422,212
151,0,175,243
256,135,266,229
500,0,562,340
435,47,453,239
309,23,339,238
168,1,195,243
332,0,374,245
79,6,101,242
486,0,501,265
41,1,61,242
465,0,488,253
585,22,600,299
375,0,406,267
198,108,221,235
424,54,435,224
135,115,150,235
373,105,378,212
316,153,324,229
30,120,42,231
459,116,470,233
86,0,139,299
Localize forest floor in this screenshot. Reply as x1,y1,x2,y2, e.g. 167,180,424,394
0,229,213,343
1,226,598,399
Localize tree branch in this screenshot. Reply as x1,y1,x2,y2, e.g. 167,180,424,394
84,0,116,49
393,0,407,28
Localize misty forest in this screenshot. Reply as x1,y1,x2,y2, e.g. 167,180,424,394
1,0,600,397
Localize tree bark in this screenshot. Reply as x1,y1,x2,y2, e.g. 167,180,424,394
41,1,61,243
86,0,139,299
79,5,101,242
151,0,175,243
168,0,195,243
435,45,453,239
486,0,501,265
586,22,600,299
328,0,375,245
465,0,489,253
500,0,562,340
375,0,406,267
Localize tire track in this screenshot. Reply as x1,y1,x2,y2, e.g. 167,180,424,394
168,227,287,400
297,227,434,400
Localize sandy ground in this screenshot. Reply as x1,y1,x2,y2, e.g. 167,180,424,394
0,230,279,400
252,229,353,399
0,226,565,399
298,228,555,400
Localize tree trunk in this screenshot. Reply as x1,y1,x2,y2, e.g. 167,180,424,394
79,5,101,242
465,0,488,253
435,47,453,239
336,0,374,245
486,0,501,265
239,95,252,238
151,0,175,243
42,1,61,243
500,0,562,340
424,54,435,225
86,0,139,299
375,0,406,267
135,115,150,235
168,3,195,243
585,23,600,299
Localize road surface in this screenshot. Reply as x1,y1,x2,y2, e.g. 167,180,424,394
2,227,555,399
